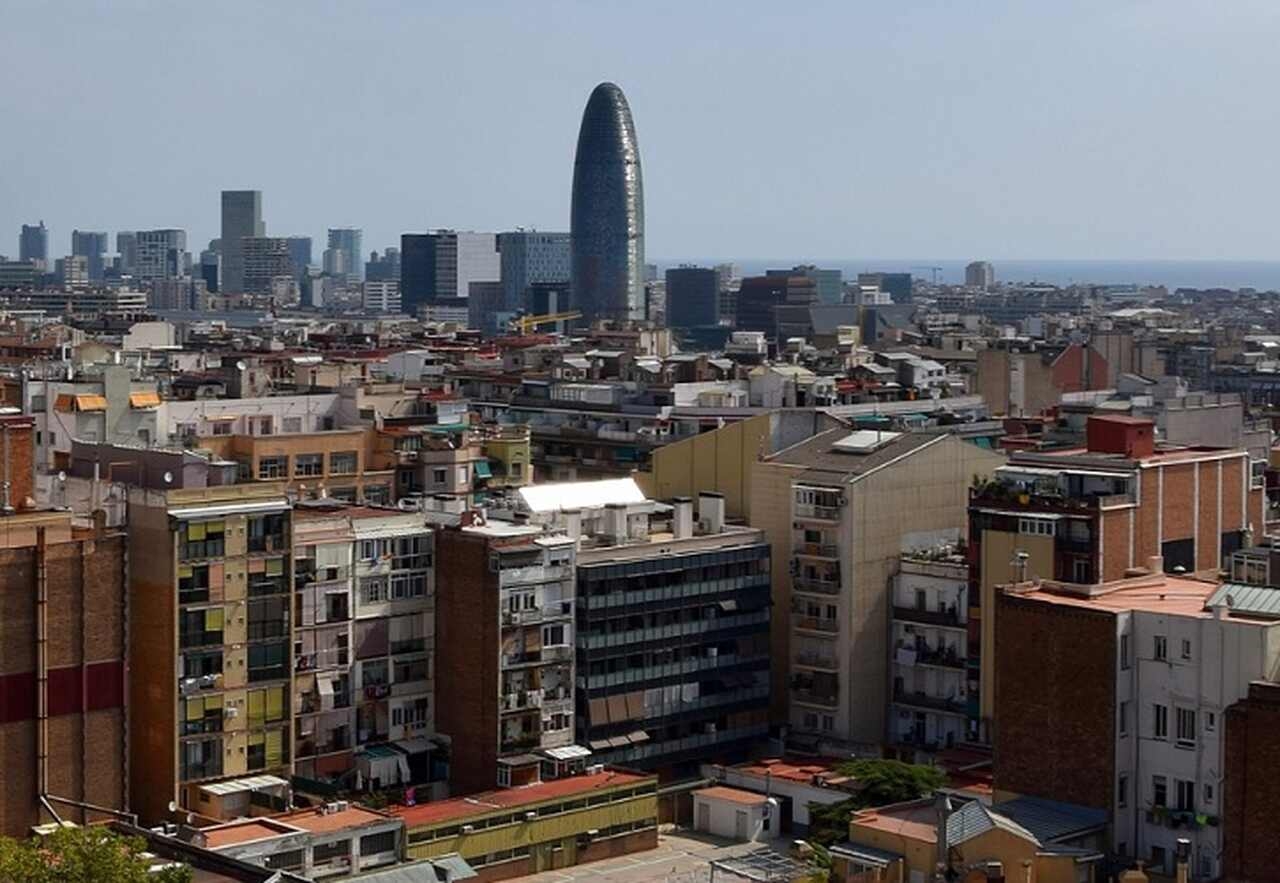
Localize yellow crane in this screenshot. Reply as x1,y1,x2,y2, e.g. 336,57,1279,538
511,311,583,334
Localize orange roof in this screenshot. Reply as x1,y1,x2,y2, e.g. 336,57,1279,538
201,819,295,848
273,804,394,835
1011,574,1219,617
390,770,651,828
851,801,937,844
733,757,849,785
694,786,769,806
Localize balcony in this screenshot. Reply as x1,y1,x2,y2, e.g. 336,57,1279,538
793,615,839,634
793,651,839,671
893,605,963,628
501,690,544,713
792,688,839,708
893,687,966,715
499,563,573,588
793,543,839,559
795,504,842,522
500,733,541,754
794,578,840,596
894,644,965,670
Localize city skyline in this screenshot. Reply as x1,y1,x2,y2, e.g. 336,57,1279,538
5,3,1280,261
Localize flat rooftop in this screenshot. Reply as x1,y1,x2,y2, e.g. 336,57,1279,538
1009,574,1226,618
201,818,296,849
850,800,937,844
390,770,651,828
273,803,396,835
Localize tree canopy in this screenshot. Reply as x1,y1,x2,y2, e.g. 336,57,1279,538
806,758,947,846
0,826,193,883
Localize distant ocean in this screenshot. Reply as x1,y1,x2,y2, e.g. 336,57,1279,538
658,259,1280,291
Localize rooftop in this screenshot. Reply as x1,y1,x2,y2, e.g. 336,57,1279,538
765,427,944,485
850,800,937,844
694,786,770,806
390,770,651,828
1007,573,1229,618
273,803,397,835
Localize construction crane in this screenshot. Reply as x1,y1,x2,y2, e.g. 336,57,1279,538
510,311,583,335
913,265,944,285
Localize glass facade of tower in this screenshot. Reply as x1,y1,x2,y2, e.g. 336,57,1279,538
570,82,645,325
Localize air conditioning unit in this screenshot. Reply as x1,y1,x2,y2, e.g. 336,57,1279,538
525,811,537,821
461,825,475,834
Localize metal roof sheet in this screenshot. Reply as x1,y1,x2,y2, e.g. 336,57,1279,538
995,796,1108,843
1205,583,1280,619
169,499,289,520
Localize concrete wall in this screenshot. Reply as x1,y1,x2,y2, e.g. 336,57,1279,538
693,793,772,842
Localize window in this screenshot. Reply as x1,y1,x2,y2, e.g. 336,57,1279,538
1176,707,1196,747
1018,517,1055,536
1181,638,1192,660
360,831,397,856
1120,633,1130,670
312,841,349,865
1205,782,1215,804
1153,704,1168,740
1175,778,1195,812
821,714,834,732
1154,635,1168,661
542,624,566,646
432,468,447,485
1152,775,1168,807
1119,701,1130,737
390,573,425,600
179,565,211,605
803,712,818,729
362,660,389,688
264,850,304,871
282,417,302,434
394,656,429,685
1118,773,1128,807
1205,711,1216,733
361,578,388,604
211,421,231,436
330,451,358,474
258,456,287,479
248,641,288,682
1151,846,1167,874
294,453,322,477
1071,559,1091,583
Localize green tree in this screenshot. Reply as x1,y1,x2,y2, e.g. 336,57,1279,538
0,826,193,883
805,759,946,846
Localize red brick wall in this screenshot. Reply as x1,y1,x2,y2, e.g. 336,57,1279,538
1222,458,1245,533
1136,470,1160,564
1162,464,1196,542
1223,682,1280,883
435,530,500,795
1102,509,1130,581
0,417,35,508
1197,461,1220,571
993,592,1115,810
0,532,127,837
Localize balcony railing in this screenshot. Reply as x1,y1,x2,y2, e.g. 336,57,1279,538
793,651,839,671
793,615,839,634
795,504,842,521
794,543,839,558
794,578,840,596
893,687,966,715
893,605,963,628
895,645,965,670
793,688,839,708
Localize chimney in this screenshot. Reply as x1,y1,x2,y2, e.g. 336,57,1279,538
564,508,582,543
1146,555,1164,575
933,792,953,875
604,503,629,544
672,497,693,540
698,491,725,534
1175,838,1191,883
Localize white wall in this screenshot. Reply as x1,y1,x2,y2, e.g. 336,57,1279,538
693,794,774,842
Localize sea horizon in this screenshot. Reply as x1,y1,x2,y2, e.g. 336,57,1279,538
652,258,1280,291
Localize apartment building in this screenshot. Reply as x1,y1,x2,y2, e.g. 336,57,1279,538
128,483,296,823
994,572,1280,880
0,418,129,837
970,414,1264,742
750,428,1003,749
887,548,970,759
199,426,394,505
434,518,578,794
574,493,772,774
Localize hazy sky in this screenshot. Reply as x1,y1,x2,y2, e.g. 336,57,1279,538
4,1,1280,262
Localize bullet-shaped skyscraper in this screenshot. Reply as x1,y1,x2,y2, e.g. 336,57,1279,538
570,82,645,325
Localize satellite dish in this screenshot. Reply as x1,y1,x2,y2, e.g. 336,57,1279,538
235,360,247,371
57,471,66,482
163,471,174,485
167,801,177,813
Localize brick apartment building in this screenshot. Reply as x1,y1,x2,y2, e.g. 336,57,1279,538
970,414,1264,741
1223,679,1280,883
0,415,129,837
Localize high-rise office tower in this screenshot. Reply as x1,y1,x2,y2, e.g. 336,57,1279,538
116,231,138,276
768,265,843,305
570,82,645,325
858,272,913,304
396,231,499,316
71,230,109,281
665,266,719,329
220,190,264,294
326,229,363,283
134,229,189,280
285,236,312,280
965,261,995,291
241,237,294,296
496,231,570,313
365,248,401,283
19,222,48,266
199,245,219,292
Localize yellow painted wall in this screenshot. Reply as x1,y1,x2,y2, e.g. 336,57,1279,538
847,818,935,880
640,413,772,520
978,529,1053,723
406,792,657,862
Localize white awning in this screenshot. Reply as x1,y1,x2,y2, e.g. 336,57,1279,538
169,499,289,519
199,774,289,796
541,744,592,761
